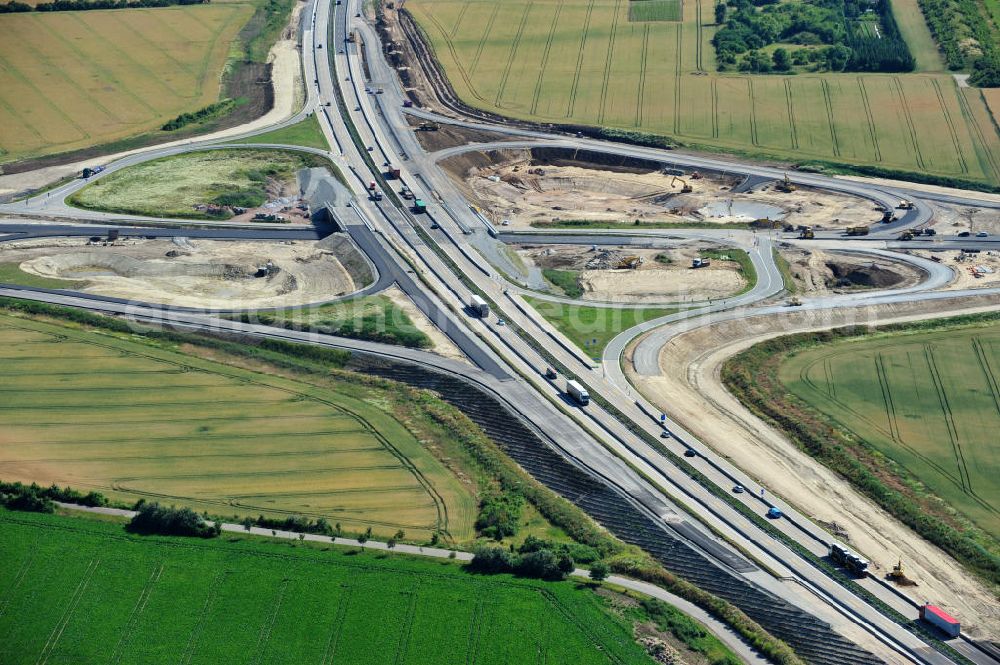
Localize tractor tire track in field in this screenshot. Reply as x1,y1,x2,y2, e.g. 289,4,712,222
109,562,164,665
0,93,44,142
566,0,597,117
409,11,489,103
973,336,1000,419
747,79,759,146
856,78,881,162
874,353,901,443
711,78,719,138
820,80,840,157
673,23,682,133
465,597,485,665
249,578,289,665
635,24,650,127
0,545,36,621
469,3,500,77
597,0,623,125
931,78,968,174
924,345,974,498
179,569,229,665
956,88,1000,180
539,589,626,665
494,0,534,107
892,76,925,170
530,0,564,115
784,79,798,150
35,558,101,665
392,591,418,665
694,0,704,72
450,2,469,38
322,586,353,665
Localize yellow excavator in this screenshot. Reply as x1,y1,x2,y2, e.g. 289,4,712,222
670,176,693,193
887,559,918,586
776,173,796,193
616,255,643,269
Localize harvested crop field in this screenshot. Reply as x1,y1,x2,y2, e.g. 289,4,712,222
405,0,1000,185
0,313,476,540
0,4,255,163
0,237,367,309
777,323,1000,540
0,511,653,665
70,149,328,220
447,148,880,229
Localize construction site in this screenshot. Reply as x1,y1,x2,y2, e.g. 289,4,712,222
0,235,372,309
777,247,925,293
516,243,747,302
440,147,881,230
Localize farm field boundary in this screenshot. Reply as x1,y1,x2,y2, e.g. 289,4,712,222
403,0,1000,186
722,313,1000,588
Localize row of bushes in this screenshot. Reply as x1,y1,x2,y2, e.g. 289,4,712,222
720,318,1000,587
161,99,236,131
0,0,206,12
233,310,432,349
470,541,576,581
128,501,220,538
0,481,109,514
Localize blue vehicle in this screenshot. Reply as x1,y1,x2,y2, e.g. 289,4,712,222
767,507,783,519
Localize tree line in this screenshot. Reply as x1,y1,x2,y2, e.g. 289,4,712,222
713,0,914,73
1,0,206,12
916,0,999,86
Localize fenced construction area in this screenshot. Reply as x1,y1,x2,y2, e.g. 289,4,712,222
0,511,651,665
407,0,1000,185
0,3,253,163
0,313,477,542
779,324,1000,541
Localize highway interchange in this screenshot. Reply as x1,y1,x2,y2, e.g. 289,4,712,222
1,0,999,662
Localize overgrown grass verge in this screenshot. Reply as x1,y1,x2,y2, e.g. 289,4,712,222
0,262,84,290
524,297,677,360
232,115,330,150
542,268,584,298
699,248,756,295
772,247,796,294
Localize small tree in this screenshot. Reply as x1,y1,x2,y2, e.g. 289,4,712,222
394,529,405,541
714,2,726,24
589,561,609,582
387,538,397,549
772,47,790,71
242,517,253,532
334,522,342,536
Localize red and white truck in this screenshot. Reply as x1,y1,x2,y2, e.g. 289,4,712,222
919,605,960,638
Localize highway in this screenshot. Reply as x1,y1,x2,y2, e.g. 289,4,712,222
0,0,997,661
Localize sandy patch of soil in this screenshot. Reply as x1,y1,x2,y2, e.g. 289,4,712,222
380,287,467,362
454,152,877,230
925,200,1000,236
6,238,357,309
627,297,1000,639
406,116,519,152
778,247,924,294
910,249,1000,290
0,2,305,198
517,244,746,302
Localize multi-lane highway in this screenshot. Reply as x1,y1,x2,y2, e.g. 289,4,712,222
1,0,998,661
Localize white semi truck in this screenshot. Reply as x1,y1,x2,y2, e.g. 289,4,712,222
566,379,590,406
469,295,490,318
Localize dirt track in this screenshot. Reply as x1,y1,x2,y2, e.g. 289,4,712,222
627,298,1000,639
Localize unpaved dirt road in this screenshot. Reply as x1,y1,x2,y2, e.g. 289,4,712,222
628,298,1000,639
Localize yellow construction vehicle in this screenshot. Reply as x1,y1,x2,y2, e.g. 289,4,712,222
799,227,815,239
670,176,693,193
898,230,915,241
776,174,796,193
887,559,918,586
616,255,643,269
897,199,915,210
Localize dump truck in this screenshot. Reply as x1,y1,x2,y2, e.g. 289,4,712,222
566,380,590,406
898,230,915,241
384,168,401,180
897,199,915,210
799,227,815,239
880,210,896,223
412,199,427,214
830,544,869,576
691,257,712,268
920,605,960,638
846,226,869,236
417,122,439,131
469,295,489,318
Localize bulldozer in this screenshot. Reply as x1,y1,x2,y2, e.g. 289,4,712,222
886,559,918,586
670,176,693,193
775,173,796,193
616,255,643,269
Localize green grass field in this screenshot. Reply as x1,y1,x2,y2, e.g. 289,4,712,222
233,115,331,150
779,325,1000,539
0,262,84,291
407,0,1000,185
69,149,329,219
0,4,254,162
0,510,657,665
628,0,682,22
525,297,676,359
0,312,477,541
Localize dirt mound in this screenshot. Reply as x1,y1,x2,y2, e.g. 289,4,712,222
825,261,905,288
